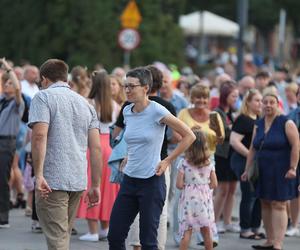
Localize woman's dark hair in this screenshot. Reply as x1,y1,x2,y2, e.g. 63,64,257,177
146,65,163,93
255,71,270,79
126,67,153,94
89,70,113,123
219,80,237,109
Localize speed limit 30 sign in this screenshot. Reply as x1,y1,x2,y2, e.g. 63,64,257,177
118,28,141,51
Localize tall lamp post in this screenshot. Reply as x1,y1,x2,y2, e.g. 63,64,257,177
278,8,286,65
236,0,248,80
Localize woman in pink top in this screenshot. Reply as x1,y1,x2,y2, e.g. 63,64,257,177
77,70,120,241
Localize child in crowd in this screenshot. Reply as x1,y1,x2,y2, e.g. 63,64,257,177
176,126,218,250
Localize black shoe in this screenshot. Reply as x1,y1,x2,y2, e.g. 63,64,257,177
240,233,262,240
197,241,218,248
9,201,14,210
71,228,78,235
251,245,273,249
13,193,26,209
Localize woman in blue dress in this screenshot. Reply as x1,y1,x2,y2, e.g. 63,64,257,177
242,91,299,250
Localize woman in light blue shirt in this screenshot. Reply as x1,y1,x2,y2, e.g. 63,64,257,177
108,67,195,250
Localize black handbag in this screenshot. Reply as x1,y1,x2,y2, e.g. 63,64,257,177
249,138,264,191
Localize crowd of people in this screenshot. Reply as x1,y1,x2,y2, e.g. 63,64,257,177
0,55,300,250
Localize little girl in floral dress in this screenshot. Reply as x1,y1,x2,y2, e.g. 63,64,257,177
176,126,218,250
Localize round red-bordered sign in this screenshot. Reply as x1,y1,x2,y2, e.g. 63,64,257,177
118,28,141,51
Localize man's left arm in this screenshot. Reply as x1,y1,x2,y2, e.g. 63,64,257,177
86,128,102,207
31,122,51,198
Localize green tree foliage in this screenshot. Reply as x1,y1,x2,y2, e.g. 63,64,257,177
183,0,236,21
0,0,185,70
132,0,185,67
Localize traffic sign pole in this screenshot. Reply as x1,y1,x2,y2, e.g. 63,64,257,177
119,0,142,68
124,51,131,68
118,28,140,68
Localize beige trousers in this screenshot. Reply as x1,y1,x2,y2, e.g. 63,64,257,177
127,168,170,250
36,190,83,250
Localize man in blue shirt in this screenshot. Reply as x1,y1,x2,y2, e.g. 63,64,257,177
0,58,24,228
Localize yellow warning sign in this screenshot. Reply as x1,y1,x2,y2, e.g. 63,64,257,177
120,0,142,29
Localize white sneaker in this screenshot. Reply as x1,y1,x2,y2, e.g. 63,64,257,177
98,228,108,240
285,227,300,237
224,223,240,233
173,233,181,246
79,233,99,242
216,221,226,234
31,221,42,233
0,223,10,229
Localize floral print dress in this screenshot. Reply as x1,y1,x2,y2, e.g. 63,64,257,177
178,159,216,239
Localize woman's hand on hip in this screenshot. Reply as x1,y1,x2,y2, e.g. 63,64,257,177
285,168,297,179
240,170,248,182
156,159,171,176
119,157,128,172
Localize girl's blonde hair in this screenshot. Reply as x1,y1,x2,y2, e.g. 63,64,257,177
285,82,298,95
110,74,126,105
185,126,210,167
239,88,261,116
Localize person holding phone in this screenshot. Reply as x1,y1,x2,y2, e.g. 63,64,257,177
177,84,224,246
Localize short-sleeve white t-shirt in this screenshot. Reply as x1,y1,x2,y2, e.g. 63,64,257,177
123,101,170,178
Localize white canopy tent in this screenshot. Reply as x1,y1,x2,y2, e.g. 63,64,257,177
179,11,239,37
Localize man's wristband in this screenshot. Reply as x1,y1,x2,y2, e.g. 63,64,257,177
290,167,297,171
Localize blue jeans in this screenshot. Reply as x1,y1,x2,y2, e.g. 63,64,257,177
108,174,166,250
231,152,261,232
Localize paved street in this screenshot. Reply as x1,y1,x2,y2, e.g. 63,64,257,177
0,209,298,250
